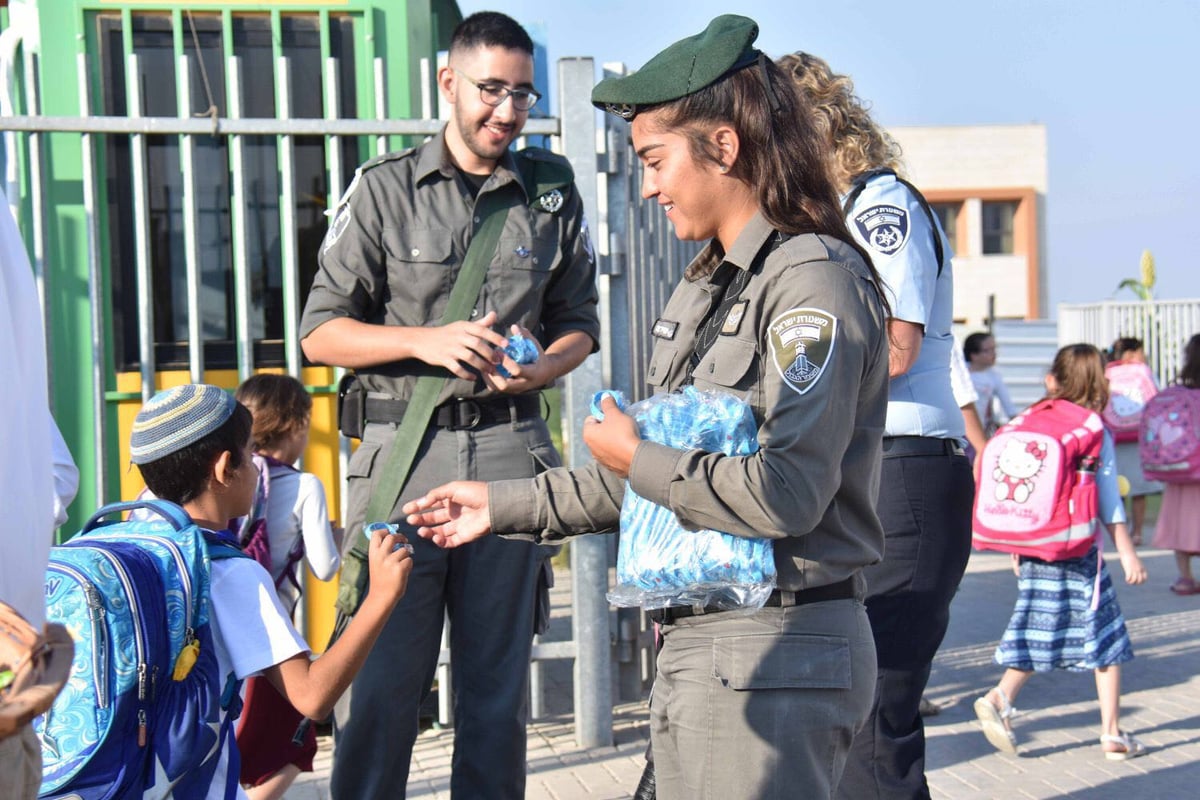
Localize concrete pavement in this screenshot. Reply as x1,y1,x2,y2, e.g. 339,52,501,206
286,542,1200,799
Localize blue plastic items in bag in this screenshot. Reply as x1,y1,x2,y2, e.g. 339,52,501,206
496,332,539,378
599,386,776,611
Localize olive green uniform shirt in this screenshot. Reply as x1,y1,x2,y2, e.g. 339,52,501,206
490,213,889,591
299,128,600,403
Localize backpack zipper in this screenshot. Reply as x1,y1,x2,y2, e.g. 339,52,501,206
86,532,197,649
46,562,109,708
65,546,148,723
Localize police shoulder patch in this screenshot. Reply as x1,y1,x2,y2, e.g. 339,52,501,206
853,203,909,257
322,205,353,254
768,307,838,395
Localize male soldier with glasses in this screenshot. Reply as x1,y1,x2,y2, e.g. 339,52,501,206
300,11,599,799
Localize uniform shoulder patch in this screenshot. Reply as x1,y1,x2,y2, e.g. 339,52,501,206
322,204,353,254
768,307,838,395
852,203,910,257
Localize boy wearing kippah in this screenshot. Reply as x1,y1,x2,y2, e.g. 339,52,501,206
130,384,412,800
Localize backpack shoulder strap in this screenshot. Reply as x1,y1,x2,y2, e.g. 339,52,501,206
843,168,946,276
202,529,252,562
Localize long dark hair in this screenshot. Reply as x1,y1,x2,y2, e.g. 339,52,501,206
1178,334,1200,388
643,60,887,303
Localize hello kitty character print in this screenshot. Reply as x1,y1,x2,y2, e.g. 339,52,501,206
992,438,1048,504
973,398,1105,561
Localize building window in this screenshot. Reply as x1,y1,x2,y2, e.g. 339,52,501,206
96,10,359,371
981,200,1018,255
929,202,959,254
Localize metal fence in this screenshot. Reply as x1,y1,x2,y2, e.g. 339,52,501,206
3,43,710,747
1058,299,1200,386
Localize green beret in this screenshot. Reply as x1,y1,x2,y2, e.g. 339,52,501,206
592,14,760,120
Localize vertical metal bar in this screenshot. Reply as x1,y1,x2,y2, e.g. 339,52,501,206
177,54,204,383
227,55,253,381
374,56,388,155
529,633,542,720
419,56,431,120
324,54,351,528
276,55,300,377
127,53,155,400
78,53,108,505
557,56,612,749
24,50,49,374
437,613,452,726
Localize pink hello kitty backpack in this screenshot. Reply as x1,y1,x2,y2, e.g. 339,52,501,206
1139,385,1200,483
1102,361,1158,443
973,398,1105,561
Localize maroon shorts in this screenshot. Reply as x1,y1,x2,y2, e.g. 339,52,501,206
235,675,317,786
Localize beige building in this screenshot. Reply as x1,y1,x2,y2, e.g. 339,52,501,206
891,124,1048,328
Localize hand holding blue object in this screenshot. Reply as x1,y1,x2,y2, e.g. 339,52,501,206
496,332,540,378
364,521,414,554
590,389,628,419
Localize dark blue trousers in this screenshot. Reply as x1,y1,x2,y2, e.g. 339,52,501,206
836,447,974,800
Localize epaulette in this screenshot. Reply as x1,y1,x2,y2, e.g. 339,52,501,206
517,147,575,213
327,148,416,217
360,148,417,173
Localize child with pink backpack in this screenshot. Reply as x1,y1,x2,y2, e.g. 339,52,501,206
972,344,1148,760
1104,337,1162,545
1146,333,1200,594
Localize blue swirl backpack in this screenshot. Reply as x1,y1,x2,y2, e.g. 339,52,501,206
35,499,248,800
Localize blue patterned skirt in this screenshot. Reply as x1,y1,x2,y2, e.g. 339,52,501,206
995,543,1134,672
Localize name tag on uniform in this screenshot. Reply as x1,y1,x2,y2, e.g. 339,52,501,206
652,319,679,340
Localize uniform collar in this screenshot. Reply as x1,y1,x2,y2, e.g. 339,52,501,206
415,126,524,198
685,211,776,282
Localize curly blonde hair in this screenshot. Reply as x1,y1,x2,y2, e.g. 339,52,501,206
777,52,903,192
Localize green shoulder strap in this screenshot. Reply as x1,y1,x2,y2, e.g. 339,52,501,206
333,187,512,619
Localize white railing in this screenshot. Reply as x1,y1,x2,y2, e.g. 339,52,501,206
1058,298,1200,386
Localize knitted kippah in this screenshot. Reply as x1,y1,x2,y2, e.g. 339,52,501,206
130,384,236,465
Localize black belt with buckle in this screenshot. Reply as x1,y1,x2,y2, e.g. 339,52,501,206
881,436,964,459
647,576,858,625
364,394,543,431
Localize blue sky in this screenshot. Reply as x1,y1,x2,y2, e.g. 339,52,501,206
458,0,1198,313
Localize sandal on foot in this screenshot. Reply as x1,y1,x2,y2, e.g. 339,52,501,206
1169,578,1200,595
1100,731,1147,761
973,688,1018,754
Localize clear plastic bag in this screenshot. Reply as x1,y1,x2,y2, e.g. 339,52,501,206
598,386,776,611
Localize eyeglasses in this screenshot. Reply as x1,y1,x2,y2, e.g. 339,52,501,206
454,69,541,112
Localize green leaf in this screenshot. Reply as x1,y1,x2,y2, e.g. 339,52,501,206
1116,278,1151,301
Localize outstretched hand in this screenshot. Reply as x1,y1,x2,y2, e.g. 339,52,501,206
403,481,492,548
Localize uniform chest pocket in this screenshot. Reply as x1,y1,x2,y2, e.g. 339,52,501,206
383,227,453,265
692,337,757,391
382,227,454,314
646,345,680,390
497,234,558,285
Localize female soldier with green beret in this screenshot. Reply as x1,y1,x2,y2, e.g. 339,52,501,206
404,15,891,799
